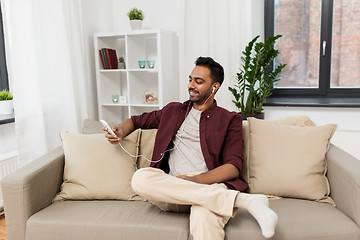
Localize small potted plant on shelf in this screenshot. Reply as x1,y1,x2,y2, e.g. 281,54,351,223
0,89,14,115
118,57,126,69
127,7,144,30
228,35,286,120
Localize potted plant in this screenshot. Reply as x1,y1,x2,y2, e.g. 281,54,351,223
127,7,144,30
0,89,14,115
118,56,125,69
228,35,286,120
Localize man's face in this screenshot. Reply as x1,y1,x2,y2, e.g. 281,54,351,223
188,66,214,104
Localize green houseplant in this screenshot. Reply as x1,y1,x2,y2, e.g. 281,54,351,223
127,7,144,30
228,35,286,119
0,89,14,115
0,89,13,101
118,56,125,69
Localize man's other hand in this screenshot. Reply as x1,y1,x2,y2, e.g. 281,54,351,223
176,174,201,184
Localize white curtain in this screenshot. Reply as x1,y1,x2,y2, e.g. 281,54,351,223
1,0,94,166
179,0,264,111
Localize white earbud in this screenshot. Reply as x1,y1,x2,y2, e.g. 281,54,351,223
212,87,216,94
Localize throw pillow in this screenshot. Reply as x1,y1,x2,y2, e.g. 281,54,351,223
53,130,143,202
241,115,316,182
137,129,157,169
81,119,157,170
247,117,337,205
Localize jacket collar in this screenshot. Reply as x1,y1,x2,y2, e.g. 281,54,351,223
182,99,218,117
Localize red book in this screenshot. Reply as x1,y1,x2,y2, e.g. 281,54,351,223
99,49,106,69
105,49,118,69
101,49,109,69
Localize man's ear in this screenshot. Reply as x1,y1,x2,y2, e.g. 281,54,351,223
213,83,220,93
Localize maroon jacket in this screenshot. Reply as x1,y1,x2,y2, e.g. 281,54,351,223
131,100,248,191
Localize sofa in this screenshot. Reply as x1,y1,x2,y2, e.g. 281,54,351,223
2,117,360,240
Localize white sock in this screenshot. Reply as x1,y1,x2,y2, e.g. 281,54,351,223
235,193,278,238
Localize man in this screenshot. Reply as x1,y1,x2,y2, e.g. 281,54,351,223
105,57,278,239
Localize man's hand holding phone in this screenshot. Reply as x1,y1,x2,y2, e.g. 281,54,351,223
101,120,124,144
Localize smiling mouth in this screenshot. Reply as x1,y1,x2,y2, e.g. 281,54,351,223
189,90,199,97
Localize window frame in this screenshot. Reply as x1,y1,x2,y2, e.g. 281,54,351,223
0,3,9,91
0,3,14,125
265,0,360,100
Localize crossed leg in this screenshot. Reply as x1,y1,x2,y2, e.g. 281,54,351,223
131,167,277,239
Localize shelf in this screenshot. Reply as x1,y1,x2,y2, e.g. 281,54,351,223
102,104,128,107
94,29,174,37
0,113,15,125
130,104,160,107
99,69,158,73
99,69,127,73
127,68,158,72
101,103,160,108
94,30,178,123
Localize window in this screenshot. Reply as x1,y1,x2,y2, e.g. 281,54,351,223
265,0,360,100
0,3,8,91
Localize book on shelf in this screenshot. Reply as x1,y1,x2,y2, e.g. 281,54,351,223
99,49,106,69
99,48,118,69
100,49,109,69
105,49,118,69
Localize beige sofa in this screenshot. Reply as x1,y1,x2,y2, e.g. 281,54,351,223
2,119,360,240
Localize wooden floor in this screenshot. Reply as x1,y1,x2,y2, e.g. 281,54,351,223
0,215,6,240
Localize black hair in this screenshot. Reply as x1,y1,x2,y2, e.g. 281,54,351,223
195,56,224,85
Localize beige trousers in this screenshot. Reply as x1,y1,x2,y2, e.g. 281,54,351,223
131,167,239,240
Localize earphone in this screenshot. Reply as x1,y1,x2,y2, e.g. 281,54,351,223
198,85,216,111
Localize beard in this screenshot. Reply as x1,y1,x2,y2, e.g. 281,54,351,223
188,88,212,104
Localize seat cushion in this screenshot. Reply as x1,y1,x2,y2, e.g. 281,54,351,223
26,201,190,240
26,199,359,240
227,198,360,240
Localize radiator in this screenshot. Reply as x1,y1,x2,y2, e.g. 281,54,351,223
0,151,19,213
0,151,19,180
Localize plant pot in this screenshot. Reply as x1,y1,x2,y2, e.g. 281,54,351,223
118,62,126,69
0,100,14,115
240,112,264,121
130,20,142,30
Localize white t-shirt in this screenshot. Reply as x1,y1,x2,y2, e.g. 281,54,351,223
168,107,209,176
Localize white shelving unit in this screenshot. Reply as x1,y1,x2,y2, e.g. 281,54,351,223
94,29,179,123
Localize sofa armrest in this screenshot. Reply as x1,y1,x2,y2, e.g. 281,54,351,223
1,146,64,240
327,144,360,226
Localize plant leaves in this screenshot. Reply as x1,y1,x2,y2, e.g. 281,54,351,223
228,34,286,114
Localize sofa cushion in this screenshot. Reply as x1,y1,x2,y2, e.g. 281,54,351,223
53,131,143,201
247,117,336,204
26,199,359,240
137,129,157,169
81,119,157,169
241,115,316,182
226,199,360,240
26,201,190,240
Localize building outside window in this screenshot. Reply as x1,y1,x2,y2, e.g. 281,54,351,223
266,0,360,100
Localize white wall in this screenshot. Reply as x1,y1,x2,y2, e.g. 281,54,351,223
111,0,181,33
